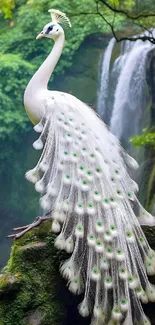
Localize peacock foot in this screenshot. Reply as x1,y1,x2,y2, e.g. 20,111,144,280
7,216,53,239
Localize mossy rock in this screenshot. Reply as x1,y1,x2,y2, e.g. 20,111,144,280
0,221,91,325
0,221,66,325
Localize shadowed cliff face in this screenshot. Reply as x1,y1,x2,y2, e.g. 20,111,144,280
134,49,155,211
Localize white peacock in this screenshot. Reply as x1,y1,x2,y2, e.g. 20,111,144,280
8,9,155,325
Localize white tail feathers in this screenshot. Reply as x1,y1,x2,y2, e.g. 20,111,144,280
112,306,123,321
51,220,61,233
140,292,149,304
25,168,39,184
65,237,74,253
33,138,43,150
79,299,90,317
26,92,155,324
54,233,66,250
60,260,74,280
146,284,155,302
120,299,128,312
35,180,45,193
33,122,43,133
68,275,83,294
126,154,139,169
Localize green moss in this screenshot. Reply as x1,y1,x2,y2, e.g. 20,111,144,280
0,221,66,325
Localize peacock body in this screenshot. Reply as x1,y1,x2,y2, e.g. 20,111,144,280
24,9,155,325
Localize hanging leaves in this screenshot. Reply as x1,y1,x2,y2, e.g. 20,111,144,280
0,0,15,18
130,129,155,148
109,0,119,7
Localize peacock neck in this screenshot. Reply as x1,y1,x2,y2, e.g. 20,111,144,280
27,33,65,91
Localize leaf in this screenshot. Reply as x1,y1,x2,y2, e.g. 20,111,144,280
109,0,120,7
0,0,15,18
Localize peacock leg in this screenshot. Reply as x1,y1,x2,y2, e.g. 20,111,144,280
7,216,53,239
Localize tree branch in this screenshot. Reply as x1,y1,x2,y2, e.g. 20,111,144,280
98,0,155,20
96,0,155,44
67,0,155,45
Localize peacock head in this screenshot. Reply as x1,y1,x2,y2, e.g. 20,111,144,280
36,22,64,41
36,9,71,41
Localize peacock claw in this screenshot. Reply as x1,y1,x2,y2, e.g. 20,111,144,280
7,216,53,239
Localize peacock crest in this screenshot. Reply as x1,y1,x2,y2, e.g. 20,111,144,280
48,9,72,28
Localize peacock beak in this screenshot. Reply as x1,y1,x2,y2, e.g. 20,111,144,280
36,31,44,39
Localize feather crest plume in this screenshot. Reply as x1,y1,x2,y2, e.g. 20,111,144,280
48,9,72,28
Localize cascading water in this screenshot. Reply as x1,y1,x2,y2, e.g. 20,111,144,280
97,38,116,120
97,36,155,149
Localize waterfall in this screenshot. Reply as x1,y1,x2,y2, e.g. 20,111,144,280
97,38,116,119
97,36,155,148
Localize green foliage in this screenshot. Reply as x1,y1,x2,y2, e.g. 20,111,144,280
98,0,155,34
109,0,135,10
130,128,155,148
0,0,15,18
0,54,33,140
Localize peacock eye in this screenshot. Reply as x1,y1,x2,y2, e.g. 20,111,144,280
46,25,53,33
